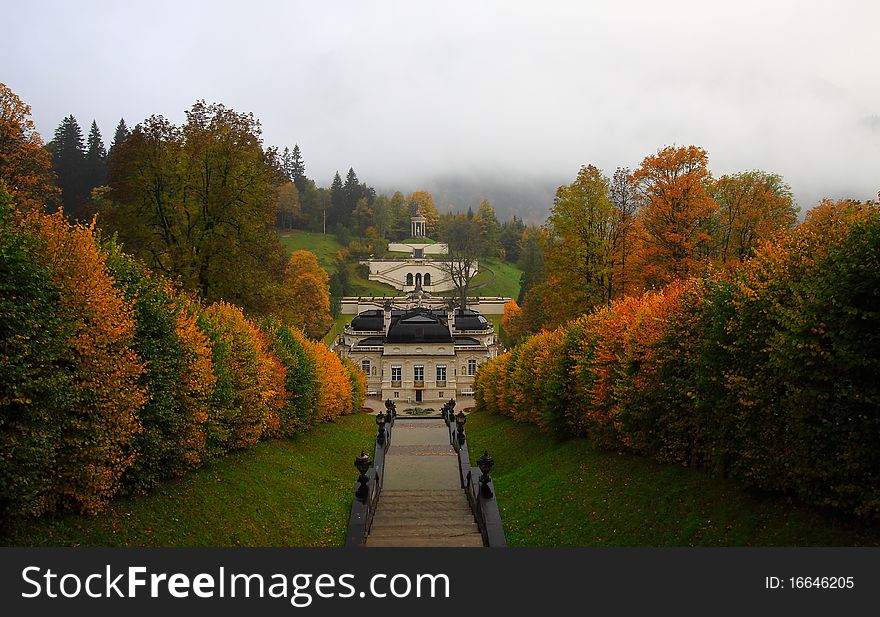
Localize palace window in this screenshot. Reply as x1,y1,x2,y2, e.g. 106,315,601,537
468,358,477,375
436,365,446,386
361,359,371,374
414,365,424,385
391,365,402,386
406,273,414,286
424,273,431,286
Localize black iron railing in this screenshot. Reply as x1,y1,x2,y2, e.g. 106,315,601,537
441,400,507,547
344,401,395,547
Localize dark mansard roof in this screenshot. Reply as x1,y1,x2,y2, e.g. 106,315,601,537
349,306,492,346
350,309,384,331
355,336,385,348
453,309,490,331
385,308,454,344
454,336,483,346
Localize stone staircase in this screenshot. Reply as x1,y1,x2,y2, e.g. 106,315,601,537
367,489,483,547
364,418,484,547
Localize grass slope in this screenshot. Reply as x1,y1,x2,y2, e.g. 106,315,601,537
466,412,880,546
460,257,521,298
279,230,397,297
278,230,343,274
322,314,351,346
9,414,376,547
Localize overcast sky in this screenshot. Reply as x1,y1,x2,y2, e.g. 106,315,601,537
4,0,878,216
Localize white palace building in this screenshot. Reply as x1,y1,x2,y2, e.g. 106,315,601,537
332,295,503,404
361,215,478,293
333,216,510,405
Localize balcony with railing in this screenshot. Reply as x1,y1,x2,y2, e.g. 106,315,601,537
413,380,425,388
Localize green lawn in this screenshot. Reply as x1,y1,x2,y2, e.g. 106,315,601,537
322,313,352,346
484,313,503,334
278,230,343,274
476,258,521,298
279,230,396,297
466,412,880,547
8,414,376,547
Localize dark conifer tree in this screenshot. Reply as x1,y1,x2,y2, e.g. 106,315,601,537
290,144,307,192
500,215,526,262
342,167,360,221
108,118,130,161
280,147,293,181
85,120,107,190
51,115,87,218
329,171,344,227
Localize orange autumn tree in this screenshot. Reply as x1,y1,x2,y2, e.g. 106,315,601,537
500,299,526,348
631,145,718,288
279,250,332,339
0,83,59,214
172,294,217,465
306,336,355,421
199,301,285,451
408,191,440,236
23,210,147,514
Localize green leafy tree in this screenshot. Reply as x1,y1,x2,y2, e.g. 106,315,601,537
389,191,409,239
516,225,546,303
711,170,798,263
500,215,526,262
474,199,501,256
104,102,287,315
544,164,616,320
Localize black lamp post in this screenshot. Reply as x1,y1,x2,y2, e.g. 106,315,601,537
376,410,387,445
477,450,494,498
355,450,371,499
455,410,467,444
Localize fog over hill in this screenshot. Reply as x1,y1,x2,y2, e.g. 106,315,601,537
379,174,566,224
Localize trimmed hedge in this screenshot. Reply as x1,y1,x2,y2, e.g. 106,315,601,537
476,201,880,519
0,189,365,529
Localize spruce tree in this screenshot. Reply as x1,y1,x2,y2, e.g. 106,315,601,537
342,168,360,224
290,144,306,192
280,147,293,181
108,118,130,161
329,171,344,228
51,115,87,218
85,120,107,190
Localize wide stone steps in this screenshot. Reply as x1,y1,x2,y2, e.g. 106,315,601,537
367,489,483,547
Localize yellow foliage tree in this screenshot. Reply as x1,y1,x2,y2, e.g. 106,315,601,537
279,250,332,339
23,210,146,513
0,83,59,213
